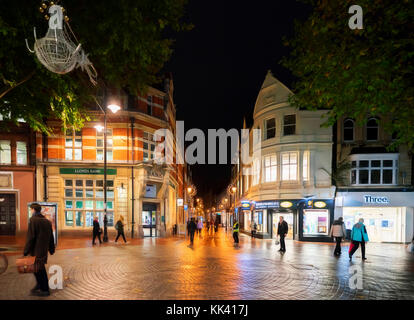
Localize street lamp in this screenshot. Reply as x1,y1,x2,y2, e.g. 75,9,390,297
228,185,237,230
94,101,121,242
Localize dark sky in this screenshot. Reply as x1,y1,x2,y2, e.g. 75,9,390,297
165,0,311,204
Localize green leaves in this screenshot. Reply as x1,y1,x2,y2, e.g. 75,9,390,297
0,0,190,133
282,0,414,150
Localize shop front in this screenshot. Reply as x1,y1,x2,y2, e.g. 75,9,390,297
335,190,414,243
251,199,334,241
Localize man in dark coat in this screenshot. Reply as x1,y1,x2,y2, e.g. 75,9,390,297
188,217,197,245
24,203,55,297
92,216,102,245
277,216,288,252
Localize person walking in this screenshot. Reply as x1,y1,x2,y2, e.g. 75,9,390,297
115,215,127,243
214,219,219,233
197,219,203,237
188,217,197,245
329,217,347,256
252,222,257,238
23,203,55,297
233,220,239,246
277,216,288,252
349,218,369,261
92,216,102,245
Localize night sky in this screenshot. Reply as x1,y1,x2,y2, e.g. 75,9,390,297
166,0,311,204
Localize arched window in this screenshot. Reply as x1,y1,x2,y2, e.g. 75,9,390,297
343,119,354,142
366,117,379,141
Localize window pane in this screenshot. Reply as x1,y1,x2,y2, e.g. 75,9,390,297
303,210,329,235
284,114,296,125
85,201,93,210
75,180,83,187
371,170,381,184
282,153,290,164
65,180,73,187
16,142,27,165
95,189,103,198
65,149,73,160
65,201,73,209
65,138,73,147
74,139,82,147
367,128,378,141
96,201,104,210
351,170,357,184
344,128,354,141
107,180,114,187
65,211,73,226
266,128,275,139
86,212,94,227
284,125,295,136
371,160,381,167
359,160,369,168
107,151,113,161
75,130,82,137
65,189,73,197
96,180,103,187
150,144,155,152
106,212,114,227
359,170,369,184
74,149,82,160
76,201,83,209
76,212,83,227
107,139,113,147
97,139,104,147
383,160,393,167
107,190,114,198
351,161,357,168
97,150,103,160
143,152,149,160
383,170,393,184
86,180,93,187
75,189,83,197
86,189,94,197
107,201,113,209
143,142,148,150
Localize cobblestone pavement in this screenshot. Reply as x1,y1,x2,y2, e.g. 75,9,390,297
1,229,413,300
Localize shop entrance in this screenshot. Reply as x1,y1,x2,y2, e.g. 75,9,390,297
343,207,403,243
142,203,157,237
272,211,295,240
0,194,16,236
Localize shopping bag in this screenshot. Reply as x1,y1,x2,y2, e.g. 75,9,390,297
348,241,355,254
275,236,280,245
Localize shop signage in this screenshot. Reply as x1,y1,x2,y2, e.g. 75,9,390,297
59,168,117,175
254,201,280,209
241,200,251,210
364,195,390,204
280,201,293,208
184,205,188,211
314,201,327,208
177,198,183,206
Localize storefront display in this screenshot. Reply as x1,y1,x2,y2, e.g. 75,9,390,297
253,210,267,233
272,212,294,239
303,209,329,236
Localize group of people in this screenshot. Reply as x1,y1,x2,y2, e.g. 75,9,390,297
92,215,128,245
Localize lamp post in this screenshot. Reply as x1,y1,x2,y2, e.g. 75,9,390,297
228,185,237,229
94,102,121,243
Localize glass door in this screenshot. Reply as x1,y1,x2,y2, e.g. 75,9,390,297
272,212,294,239
142,204,157,237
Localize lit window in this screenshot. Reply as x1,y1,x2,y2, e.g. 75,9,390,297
263,154,277,182
16,141,27,165
281,152,297,181
343,119,354,142
303,209,329,236
96,128,113,161
303,151,310,181
143,131,155,161
0,140,11,164
65,129,82,160
283,114,296,136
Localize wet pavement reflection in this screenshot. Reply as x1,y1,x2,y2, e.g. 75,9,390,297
0,228,413,300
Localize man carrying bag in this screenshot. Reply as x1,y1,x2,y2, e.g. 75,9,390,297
277,216,288,252
23,203,55,297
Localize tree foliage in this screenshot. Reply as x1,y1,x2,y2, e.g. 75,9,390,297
0,0,191,133
282,0,414,150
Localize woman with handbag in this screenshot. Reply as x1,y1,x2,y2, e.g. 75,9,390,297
23,203,55,297
92,216,102,245
115,215,127,243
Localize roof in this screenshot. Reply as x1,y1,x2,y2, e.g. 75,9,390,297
253,70,293,116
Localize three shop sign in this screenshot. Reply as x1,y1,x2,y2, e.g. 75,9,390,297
364,195,390,204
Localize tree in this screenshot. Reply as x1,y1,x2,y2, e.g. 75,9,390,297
282,0,414,150
0,0,191,133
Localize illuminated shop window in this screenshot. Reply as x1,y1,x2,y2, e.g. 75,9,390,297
303,209,329,236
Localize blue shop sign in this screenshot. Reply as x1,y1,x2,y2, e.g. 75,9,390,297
241,200,251,210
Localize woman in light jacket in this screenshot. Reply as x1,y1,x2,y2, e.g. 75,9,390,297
349,218,369,261
329,217,347,256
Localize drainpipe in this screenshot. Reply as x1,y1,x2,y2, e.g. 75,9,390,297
130,117,135,238
42,132,48,202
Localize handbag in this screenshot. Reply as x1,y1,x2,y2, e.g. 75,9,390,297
275,236,280,245
99,228,103,234
16,256,36,274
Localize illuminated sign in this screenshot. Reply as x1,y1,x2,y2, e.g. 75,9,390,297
177,198,183,206
364,195,390,204
241,200,251,210
280,201,293,208
255,201,280,209
314,201,327,208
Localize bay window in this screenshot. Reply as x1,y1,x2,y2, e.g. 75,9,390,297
263,154,277,182
264,118,276,140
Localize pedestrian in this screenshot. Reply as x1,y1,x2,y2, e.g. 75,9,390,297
277,216,288,252
188,217,197,245
329,217,346,256
349,218,369,261
115,215,127,243
209,219,214,235
214,219,219,233
252,222,257,238
92,215,102,245
197,219,203,236
233,220,240,246
23,203,55,297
